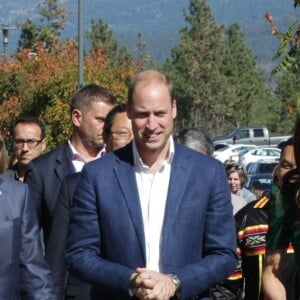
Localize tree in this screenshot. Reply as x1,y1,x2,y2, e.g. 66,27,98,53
86,19,153,70
164,0,233,133
17,0,69,50
273,70,300,133
86,19,130,67
0,41,139,150
223,23,272,127
164,0,272,135
265,1,299,75
263,0,300,131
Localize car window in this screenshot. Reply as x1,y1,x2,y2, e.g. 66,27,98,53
259,163,277,173
248,164,256,173
216,146,229,152
268,149,280,156
237,130,250,139
247,177,273,190
253,129,264,137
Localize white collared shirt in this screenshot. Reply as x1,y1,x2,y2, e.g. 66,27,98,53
68,140,105,172
133,137,174,271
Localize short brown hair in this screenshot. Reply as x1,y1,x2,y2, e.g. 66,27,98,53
227,164,248,187
71,84,116,113
127,70,174,108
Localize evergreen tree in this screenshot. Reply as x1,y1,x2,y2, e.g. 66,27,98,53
272,48,300,133
223,23,272,127
87,19,119,55
86,19,130,66
17,0,68,50
164,0,238,133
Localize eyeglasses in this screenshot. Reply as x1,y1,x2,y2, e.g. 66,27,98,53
110,131,131,141
14,139,43,149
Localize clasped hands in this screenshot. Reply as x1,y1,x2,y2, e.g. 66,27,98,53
130,267,177,300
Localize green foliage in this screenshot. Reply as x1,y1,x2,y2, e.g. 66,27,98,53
164,0,232,133
164,0,272,136
86,19,154,71
272,70,300,133
87,19,119,55
17,0,69,50
265,5,300,76
0,42,138,150
223,23,272,127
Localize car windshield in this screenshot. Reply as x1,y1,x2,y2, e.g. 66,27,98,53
216,146,230,152
225,128,241,138
249,177,272,189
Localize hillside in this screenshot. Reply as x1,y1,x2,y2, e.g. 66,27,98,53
0,0,298,71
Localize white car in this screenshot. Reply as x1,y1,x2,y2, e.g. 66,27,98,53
240,147,281,168
213,144,257,164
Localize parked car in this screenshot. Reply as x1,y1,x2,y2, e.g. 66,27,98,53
247,160,279,175
212,126,290,149
245,173,273,198
213,144,257,164
240,147,281,169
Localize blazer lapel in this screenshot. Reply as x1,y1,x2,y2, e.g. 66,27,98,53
54,143,74,181
161,147,191,246
113,146,146,263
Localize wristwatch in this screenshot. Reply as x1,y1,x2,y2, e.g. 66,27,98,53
170,274,182,299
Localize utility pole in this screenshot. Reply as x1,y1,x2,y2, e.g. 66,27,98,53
78,0,84,88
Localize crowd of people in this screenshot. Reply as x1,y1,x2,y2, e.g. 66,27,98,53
0,69,299,299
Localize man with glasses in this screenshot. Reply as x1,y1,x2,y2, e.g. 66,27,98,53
103,103,133,152
5,116,46,182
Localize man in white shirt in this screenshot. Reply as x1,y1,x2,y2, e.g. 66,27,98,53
66,70,237,300
25,84,116,246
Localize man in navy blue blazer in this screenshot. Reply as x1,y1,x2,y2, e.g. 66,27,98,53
66,70,237,299
0,175,54,299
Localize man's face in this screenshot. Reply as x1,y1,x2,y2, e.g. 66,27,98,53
79,101,114,149
277,145,297,186
14,123,46,166
127,82,177,157
106,111,132,152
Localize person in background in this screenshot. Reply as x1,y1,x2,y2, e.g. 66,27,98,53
25,84,116,247
216,139,298,300
175,127,214,156
45,103,133,300
177,128,245,215
0,134,8,173
5,116,46,181
227,164,257,203
0,133,54,299
66,69,237,299
263,132,300,299
103,103,133,152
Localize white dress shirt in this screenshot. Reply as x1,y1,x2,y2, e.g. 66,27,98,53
68,140,105,172
133,137,174,271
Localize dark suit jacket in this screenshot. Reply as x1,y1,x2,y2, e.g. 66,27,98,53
0,175,54,299
25,142,75,246
66,142,238,300
46,172,91,300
